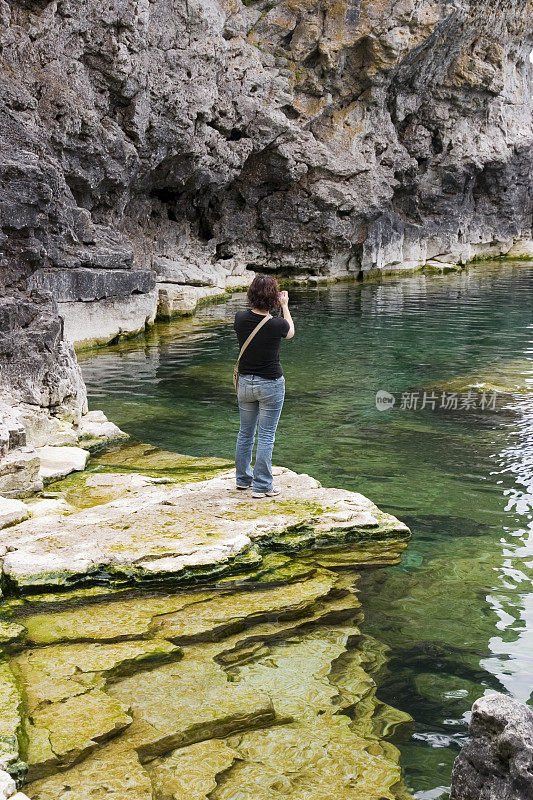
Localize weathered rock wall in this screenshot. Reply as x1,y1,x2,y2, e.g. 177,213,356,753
0,294,128,495
1,0,531,290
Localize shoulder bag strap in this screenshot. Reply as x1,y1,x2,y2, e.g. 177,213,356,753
237,313,272,363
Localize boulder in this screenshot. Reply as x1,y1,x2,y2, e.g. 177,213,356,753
450,693,533,800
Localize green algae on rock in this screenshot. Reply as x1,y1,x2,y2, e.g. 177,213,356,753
1,462,409,593
11,641,183,711
146,738,239,800
24,740,153,800
0,620,26,648
24,689,133,781
12,565,414,799
419,357,533,399
0,660,25,780
147,628,413,800
0,446,413,798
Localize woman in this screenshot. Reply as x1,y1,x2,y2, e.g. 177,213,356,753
234,274,295,498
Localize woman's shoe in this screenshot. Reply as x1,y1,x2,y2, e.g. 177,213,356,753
236,484,251,490
252,487,281,498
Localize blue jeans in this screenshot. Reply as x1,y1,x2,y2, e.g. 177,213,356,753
235,374,285,492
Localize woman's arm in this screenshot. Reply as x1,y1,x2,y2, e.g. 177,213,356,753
279,291,295,339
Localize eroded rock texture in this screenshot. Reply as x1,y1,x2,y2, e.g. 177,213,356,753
1,0,532,288
0,0,531,487
450,693,533,800
0,444,414,798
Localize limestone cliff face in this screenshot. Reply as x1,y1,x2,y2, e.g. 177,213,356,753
1,0,531,290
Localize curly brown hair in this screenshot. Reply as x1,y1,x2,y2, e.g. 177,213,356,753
247,274,281,312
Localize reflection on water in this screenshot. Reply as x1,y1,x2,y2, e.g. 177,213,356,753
80,261,533,798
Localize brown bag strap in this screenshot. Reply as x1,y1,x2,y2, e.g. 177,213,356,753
236,313,272,364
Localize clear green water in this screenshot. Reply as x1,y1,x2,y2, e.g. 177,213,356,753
79,261,533,799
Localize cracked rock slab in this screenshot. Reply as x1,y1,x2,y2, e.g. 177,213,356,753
107,655,276,761
24,741,153,800
11,640,182,712
25,689,133,781
146,739,239,800
1,467,409,592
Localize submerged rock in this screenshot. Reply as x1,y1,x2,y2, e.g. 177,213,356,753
24,689,133,782
18,573,412,799
0,443,413,799
450,693,533,800
11,641,183,712
24,742,153,800
0,661,25,780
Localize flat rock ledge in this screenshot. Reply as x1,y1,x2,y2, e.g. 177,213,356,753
0,443,413,799
0,456,410,594
450,693,533,800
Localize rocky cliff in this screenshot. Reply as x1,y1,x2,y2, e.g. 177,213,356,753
1,0,532,291
0,0,532,489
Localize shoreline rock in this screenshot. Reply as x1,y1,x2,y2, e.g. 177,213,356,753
450,693,533,800
0,445,410,594
0,439,413,799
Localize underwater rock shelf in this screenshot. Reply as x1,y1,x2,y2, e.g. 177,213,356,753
0,442,412,799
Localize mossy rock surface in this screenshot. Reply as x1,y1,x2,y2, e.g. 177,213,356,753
24,689,133,781
1,463,409,593
1,446,413,799
13,567,413,799
11,640,182,711
24,741,153,800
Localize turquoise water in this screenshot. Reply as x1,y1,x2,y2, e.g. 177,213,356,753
79,261,533,798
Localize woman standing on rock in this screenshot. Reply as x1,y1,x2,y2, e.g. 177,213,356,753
233,274,295,498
